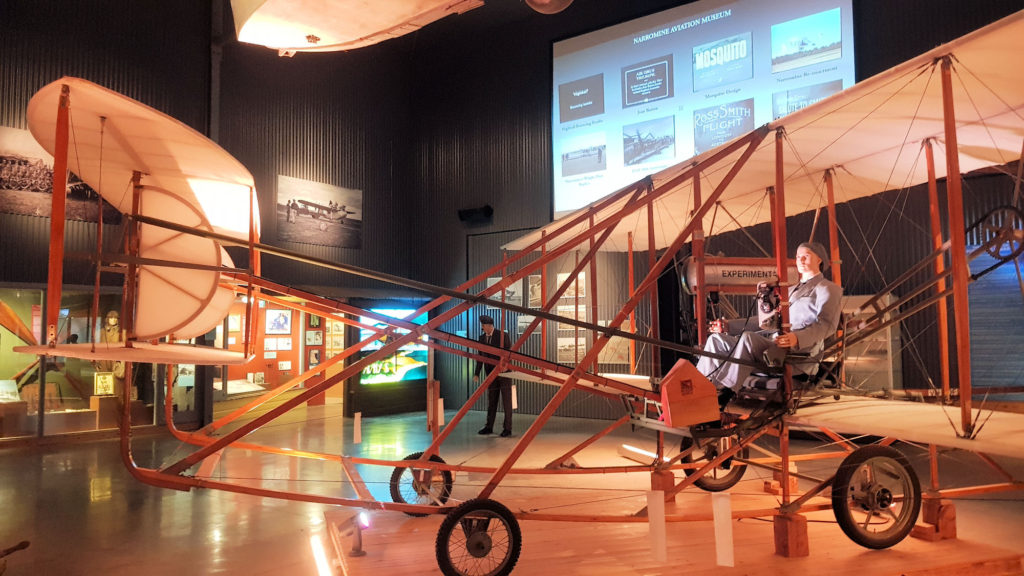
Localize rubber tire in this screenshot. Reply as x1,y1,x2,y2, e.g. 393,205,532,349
436,498,522,576
389,452,453,517
680,435,747,492
831,445,921,549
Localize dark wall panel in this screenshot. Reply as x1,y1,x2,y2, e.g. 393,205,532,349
0,0,210,131
216,41,418,293
1,0,210,286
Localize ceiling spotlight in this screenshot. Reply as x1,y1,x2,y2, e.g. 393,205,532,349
525,0,573,14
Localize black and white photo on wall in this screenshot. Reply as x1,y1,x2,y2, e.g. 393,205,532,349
485,277,523,308
528,275,542,308
276,174,363,248
0,127,120,223
556,272,585,299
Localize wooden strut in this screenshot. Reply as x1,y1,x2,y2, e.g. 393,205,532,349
693,174,708,346
940,56,974,437
923,139,953,403
771,129,794,507
45,84,71,347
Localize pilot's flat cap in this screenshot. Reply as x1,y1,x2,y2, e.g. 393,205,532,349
479,314,494,325
798,241,830,270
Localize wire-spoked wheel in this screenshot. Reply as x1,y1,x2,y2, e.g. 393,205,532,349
977,205,1024,260
435,498,522,576
831,445,921,549
389,452,453,516
680,435,748,492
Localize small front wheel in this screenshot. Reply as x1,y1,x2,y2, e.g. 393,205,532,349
389,452,453,516
436,498,521,576
831,445,921,549
680,435,747,492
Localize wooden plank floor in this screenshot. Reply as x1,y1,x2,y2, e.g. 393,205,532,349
329,481,1024,576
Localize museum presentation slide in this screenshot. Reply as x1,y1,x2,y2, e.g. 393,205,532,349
552,0,855,218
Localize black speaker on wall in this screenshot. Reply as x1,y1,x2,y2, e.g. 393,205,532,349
457,204,494,226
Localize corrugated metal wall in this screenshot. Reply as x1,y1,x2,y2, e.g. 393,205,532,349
0,214,123,286
216,40,419,292
0,0,209,285
0,0,210,132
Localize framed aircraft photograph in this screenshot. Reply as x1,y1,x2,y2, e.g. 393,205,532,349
485,277,522,308
556,336,586,364
556,271,585,299
276,174,363,249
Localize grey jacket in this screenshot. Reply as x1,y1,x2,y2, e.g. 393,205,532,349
786,273,843,357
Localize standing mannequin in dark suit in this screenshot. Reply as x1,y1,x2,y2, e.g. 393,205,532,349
474,314,513,437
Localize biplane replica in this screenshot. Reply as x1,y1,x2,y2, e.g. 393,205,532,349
8,8,1024,576
292,198,357,223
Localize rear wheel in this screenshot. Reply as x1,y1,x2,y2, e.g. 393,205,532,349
436,498,521,576
680,435,747,492
389,452,453,516
831,445,921,549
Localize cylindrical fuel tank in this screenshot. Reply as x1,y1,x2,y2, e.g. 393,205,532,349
680,257,796,294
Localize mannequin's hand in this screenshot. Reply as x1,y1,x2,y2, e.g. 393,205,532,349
776,332,798,348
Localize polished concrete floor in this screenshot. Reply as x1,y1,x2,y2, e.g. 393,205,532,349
1,405,1023,575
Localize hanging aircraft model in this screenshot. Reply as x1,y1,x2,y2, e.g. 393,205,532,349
9,9,1024,576
229,0,573,55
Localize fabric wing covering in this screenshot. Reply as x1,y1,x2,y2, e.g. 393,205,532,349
505,9,1024,254
26,77,255,342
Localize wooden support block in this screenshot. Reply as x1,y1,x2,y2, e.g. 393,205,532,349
762,477,798,495
762,465,799,494
773,513,809,557
912,498,957,541
651,470,675,494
